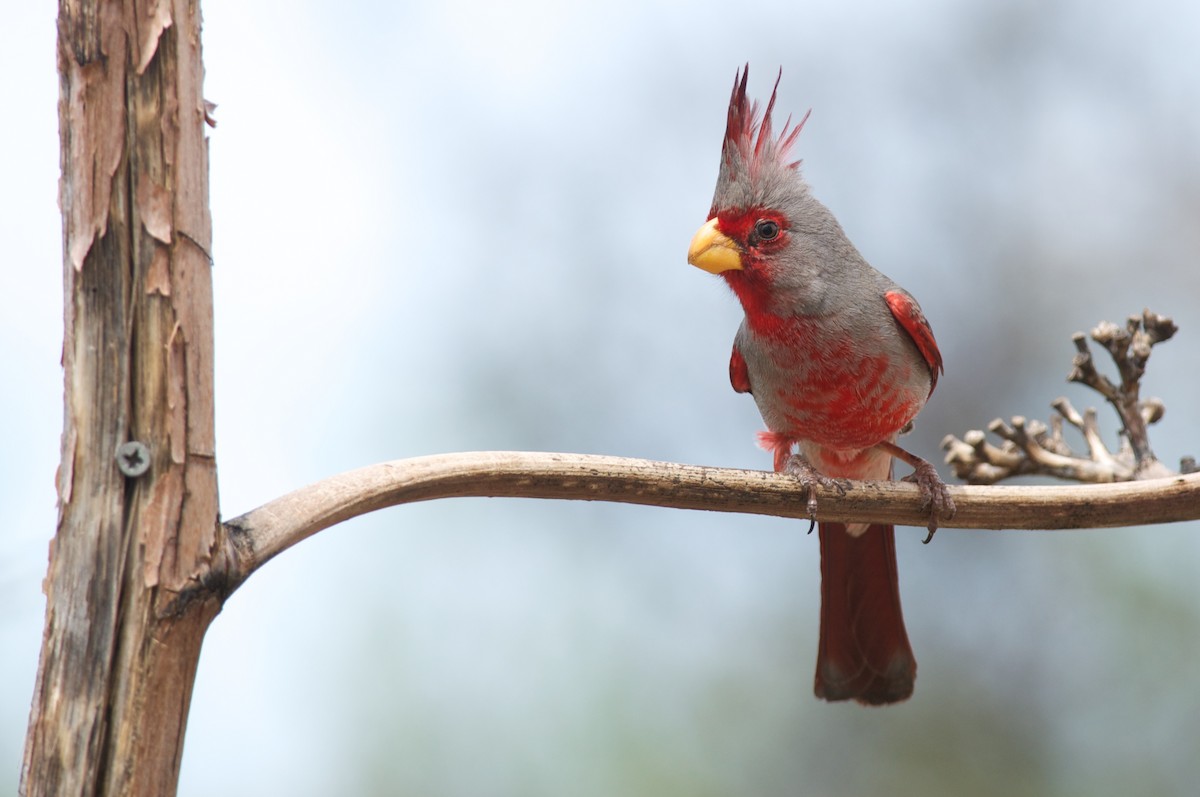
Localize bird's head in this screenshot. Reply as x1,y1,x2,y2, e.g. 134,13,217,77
688,66,810,276
687,67,826,316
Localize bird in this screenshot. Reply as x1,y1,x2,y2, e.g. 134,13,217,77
686,66,954,705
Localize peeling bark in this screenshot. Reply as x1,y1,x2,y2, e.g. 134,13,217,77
22,1,221,794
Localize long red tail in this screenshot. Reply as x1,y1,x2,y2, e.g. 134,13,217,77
815,522,916,705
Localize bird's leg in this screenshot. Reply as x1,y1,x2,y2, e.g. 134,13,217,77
783,453,851,534
878,441,956,543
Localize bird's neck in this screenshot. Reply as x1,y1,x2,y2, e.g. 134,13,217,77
722,269,799,342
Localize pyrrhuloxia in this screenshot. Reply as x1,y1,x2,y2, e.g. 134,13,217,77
687,67,953,705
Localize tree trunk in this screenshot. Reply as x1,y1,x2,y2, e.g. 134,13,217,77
22,1,222,794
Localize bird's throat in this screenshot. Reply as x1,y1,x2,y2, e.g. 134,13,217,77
723,269,795,342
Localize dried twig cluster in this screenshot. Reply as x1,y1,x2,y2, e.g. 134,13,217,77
942,309,1193,485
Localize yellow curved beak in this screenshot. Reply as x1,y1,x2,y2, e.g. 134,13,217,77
687,218,743,274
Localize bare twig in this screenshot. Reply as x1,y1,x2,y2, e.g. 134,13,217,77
214,451,1200,595
943,309,1187,484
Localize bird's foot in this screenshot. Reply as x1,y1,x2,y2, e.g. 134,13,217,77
878,441,956,543
783,454,851,534
901,457,956,544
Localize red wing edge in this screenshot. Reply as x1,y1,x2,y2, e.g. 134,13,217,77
884,290,943,395
729,344,752,394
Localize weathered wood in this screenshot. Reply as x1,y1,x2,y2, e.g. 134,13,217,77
22,1,221,794
221,452,1200,590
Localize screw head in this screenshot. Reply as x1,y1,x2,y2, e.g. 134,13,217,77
116,441,151,478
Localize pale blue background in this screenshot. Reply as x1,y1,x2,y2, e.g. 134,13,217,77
3,1,1200,795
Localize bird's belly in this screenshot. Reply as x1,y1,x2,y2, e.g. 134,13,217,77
751,350,926,451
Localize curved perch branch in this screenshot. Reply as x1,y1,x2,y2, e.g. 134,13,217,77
218,451,1200,593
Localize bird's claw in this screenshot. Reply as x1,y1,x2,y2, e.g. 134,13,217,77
783,454,850,533
902,458,956,543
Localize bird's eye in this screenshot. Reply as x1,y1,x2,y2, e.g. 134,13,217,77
754,219,780,241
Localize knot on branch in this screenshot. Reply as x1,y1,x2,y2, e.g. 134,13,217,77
943,309,1187,484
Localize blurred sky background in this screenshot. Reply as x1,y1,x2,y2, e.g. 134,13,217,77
4,0,1200,795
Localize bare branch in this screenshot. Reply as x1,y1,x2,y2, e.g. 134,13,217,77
215,451,1200,594
944,309,1188,484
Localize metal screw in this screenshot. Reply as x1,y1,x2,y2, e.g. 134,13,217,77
116,441,151,478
